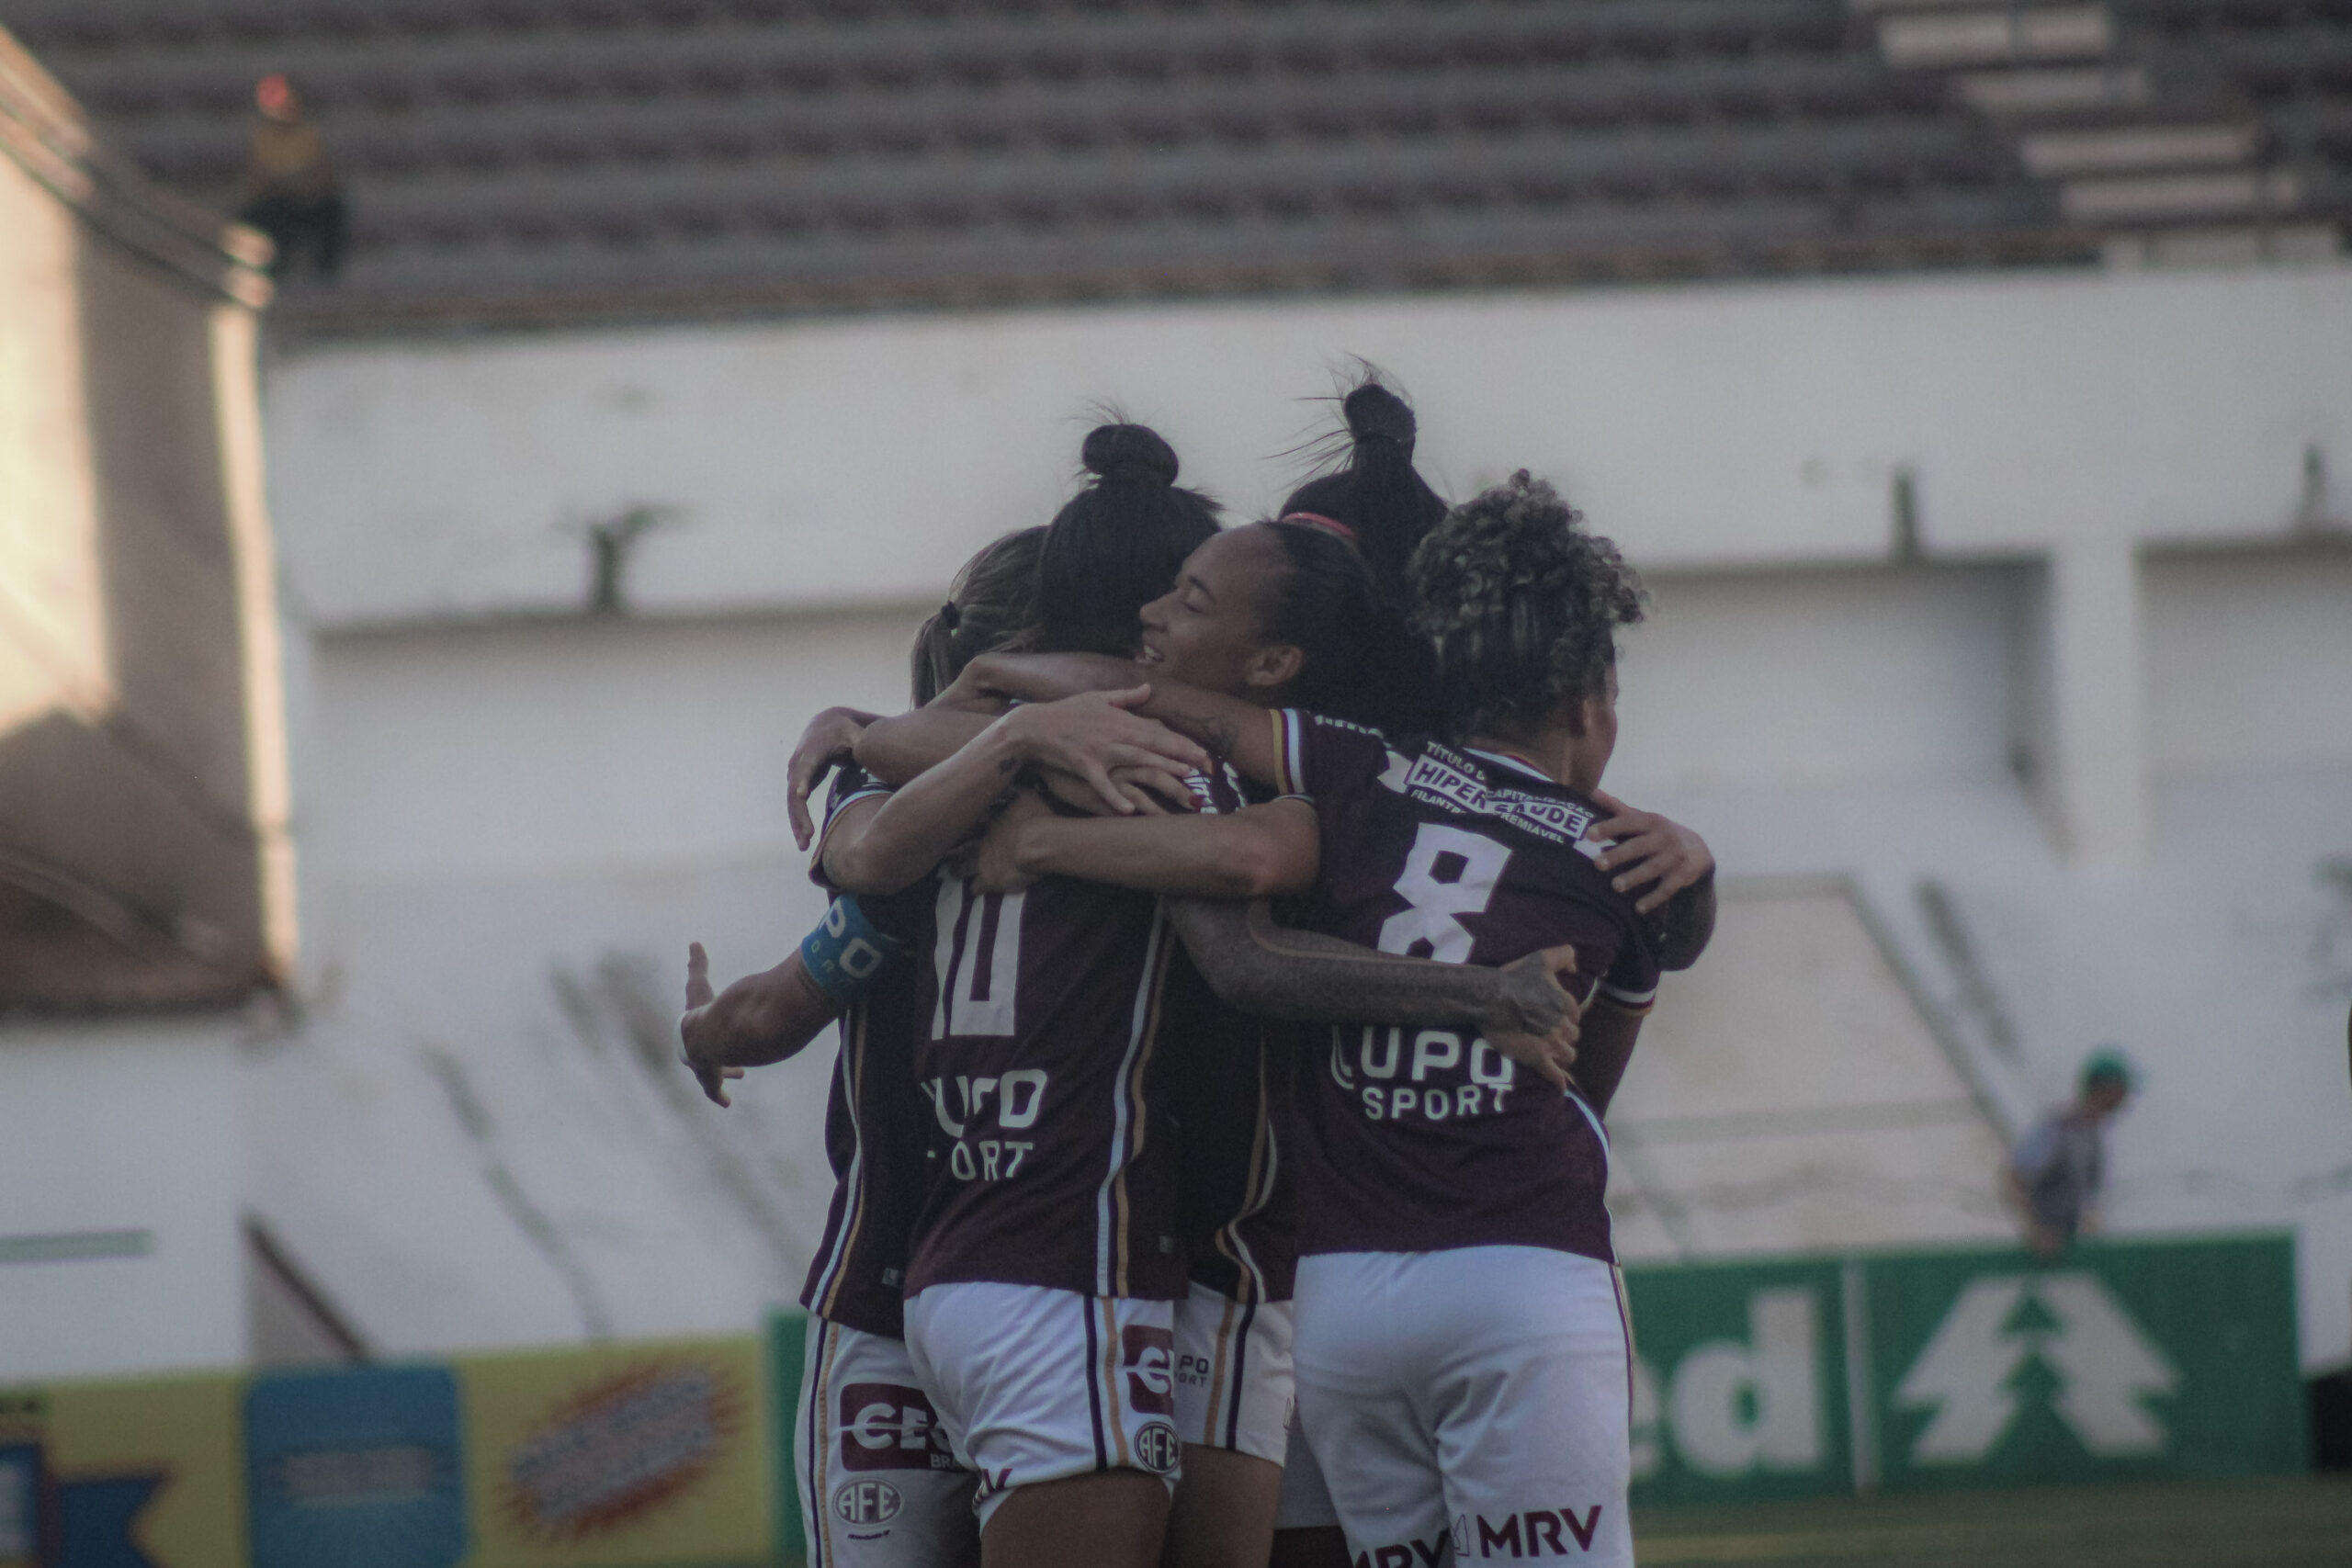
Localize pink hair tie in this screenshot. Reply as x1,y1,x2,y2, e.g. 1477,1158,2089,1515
1278,511,1358,543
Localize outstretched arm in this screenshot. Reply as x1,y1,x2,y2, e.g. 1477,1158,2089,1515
1166,899,1583,1089
976,797,1582,1087
677,942,841,1107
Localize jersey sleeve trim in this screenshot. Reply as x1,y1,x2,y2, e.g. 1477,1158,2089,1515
1272,708,1306,797
1594,980,1657,1013
809,786,891,886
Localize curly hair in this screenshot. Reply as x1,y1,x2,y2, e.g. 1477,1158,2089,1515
1408,471,1645,741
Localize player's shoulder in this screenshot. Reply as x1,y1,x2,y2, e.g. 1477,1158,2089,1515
822,761,890,820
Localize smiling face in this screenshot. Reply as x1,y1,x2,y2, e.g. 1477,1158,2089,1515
1136,525,1301,703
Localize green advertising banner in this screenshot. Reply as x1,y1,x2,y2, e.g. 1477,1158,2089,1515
770,1310,810,1568
1623,1258,1858,1506
1863,1235,2305,1492
1621,1233,2303,1506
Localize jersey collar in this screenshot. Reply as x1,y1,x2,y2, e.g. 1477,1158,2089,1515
1462,745,1556,785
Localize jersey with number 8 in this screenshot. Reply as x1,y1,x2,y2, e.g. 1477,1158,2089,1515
1271,711,1662,1264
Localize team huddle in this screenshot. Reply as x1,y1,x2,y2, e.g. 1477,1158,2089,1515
679,379,1716,1568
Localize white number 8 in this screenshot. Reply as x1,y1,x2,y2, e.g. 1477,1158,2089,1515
1376,823,1510,963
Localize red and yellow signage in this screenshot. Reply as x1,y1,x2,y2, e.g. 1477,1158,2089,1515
456,1337,771,1568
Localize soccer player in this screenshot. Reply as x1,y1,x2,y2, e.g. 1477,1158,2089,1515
817,424,1227,1568
683,512,1211,1568
966,472,1708,1568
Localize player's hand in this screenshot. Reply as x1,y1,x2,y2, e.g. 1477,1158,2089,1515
678,942,746,1108
1487,1026,1577,1092
1480,942,1581,1090
1484,942,1583,1043
1038,761,1201,817
972,790,1056,893
1001,688,1209,818
786,706,881,852
1588,793,1714,915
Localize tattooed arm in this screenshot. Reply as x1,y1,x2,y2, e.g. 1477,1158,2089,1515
976,796,1583,1086
1166,899,1582,1084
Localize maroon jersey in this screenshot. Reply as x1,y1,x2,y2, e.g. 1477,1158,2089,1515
1170,763,1297,1305
903,840,1188,1302
800,767,938,1339
1270,712,1661,1264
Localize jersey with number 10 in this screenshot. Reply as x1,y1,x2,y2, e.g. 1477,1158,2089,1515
902,834,1188,1303
1272,711,1661,1265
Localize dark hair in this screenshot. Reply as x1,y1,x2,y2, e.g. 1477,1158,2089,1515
1280,378,1450,608
1035,423,1221,655
1250,521,1438,733
910,526,1046,705
1408,471,1645,742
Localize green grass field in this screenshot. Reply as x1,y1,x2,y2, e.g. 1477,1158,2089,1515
1632,1477,2352,1567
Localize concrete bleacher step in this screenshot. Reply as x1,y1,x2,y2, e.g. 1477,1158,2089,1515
1609,876,2018,1261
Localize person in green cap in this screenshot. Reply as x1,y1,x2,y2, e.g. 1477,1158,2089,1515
2007,1050,2134,1258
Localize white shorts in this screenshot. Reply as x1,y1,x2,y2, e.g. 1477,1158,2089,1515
1294,1247,1634,1568
903,1282,1183,1531
1273,1409,1340,1531
797,1316,979,1568
1173,1281,1295,1464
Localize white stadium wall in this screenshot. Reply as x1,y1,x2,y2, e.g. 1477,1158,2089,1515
257,261,2352,1369
2142,545,2352,777
1606,563,2033,800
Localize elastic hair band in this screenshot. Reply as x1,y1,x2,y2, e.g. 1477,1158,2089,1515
1277,511,1358,543
938,601,961,630
799,896,908,1004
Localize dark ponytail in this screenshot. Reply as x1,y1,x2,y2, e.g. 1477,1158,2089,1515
1036,423,1220,656
1253,521,1440,734
1280,378,1450,610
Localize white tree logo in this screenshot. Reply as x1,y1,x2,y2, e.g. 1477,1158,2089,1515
1895,1273,2178,1463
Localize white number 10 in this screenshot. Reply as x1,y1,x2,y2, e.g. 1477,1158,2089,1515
932,878,1024,1039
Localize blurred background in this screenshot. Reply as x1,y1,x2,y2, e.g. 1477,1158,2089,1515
2,1,2349,1562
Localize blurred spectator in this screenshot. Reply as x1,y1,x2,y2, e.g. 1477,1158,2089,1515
2007,1049,2134,1258
237,73,345,280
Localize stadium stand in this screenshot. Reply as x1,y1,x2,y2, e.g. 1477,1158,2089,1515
6,0,2342,329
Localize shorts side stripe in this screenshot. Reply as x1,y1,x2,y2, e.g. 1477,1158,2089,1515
1083,1292,1111,1472
1609,1269,1627,1438
1219,1294,1256,1451
1098,1297,1133,1471
802,1317,837,1568
1197,1291,1240,1446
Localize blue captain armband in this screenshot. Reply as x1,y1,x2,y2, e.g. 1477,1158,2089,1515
800,897,908,1004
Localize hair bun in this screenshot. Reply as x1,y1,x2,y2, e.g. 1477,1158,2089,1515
1081,423,1181,487
1342,383,1417,452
